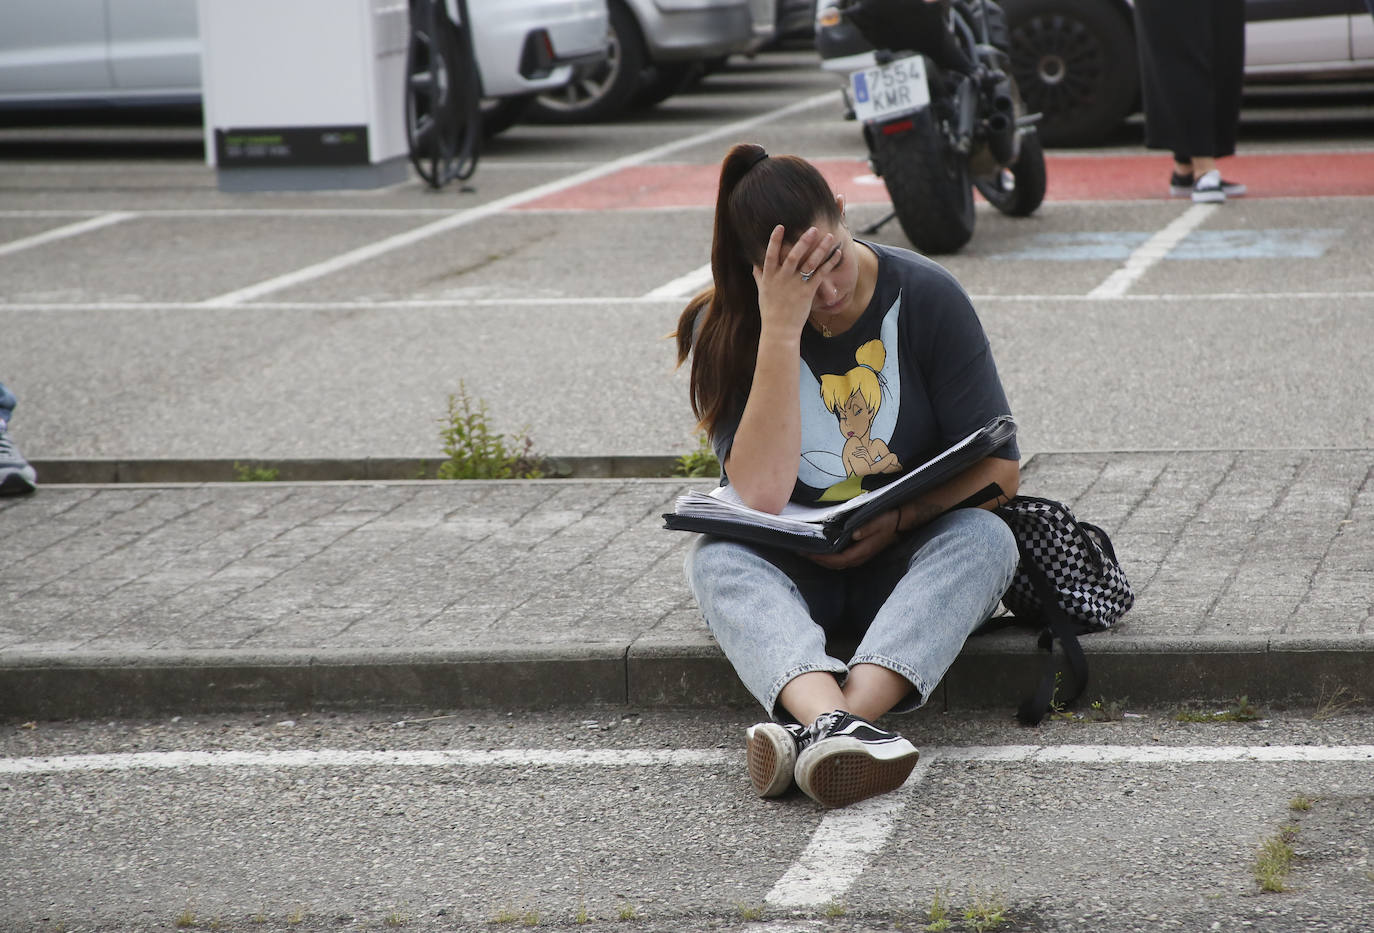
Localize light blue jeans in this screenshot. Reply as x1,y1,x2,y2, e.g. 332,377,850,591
685,508,1018,720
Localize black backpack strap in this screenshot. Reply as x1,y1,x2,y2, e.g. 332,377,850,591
1015,553,1092,727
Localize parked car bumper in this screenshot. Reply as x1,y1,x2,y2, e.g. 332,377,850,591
464,0,610,97
639,0,757,62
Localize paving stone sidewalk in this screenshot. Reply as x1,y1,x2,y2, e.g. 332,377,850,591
2,451,1371,720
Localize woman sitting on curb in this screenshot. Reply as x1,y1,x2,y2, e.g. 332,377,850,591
674,144,1020,808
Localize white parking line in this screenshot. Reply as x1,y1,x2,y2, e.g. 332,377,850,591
643,262,714,300
198,92,837,308
766,757,931,909
0,211,134,259
1088,204,1217,298
4,291,1373,314
5,743,1369,911
6,743,1367,776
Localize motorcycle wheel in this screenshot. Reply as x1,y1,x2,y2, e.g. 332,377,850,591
874,108,975,256
973,130,1047,217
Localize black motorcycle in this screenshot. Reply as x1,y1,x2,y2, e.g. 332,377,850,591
818,0,1046,254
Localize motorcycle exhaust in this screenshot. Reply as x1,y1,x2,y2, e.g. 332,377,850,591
984,72,1018,165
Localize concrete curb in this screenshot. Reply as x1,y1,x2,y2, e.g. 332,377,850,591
29,456,687,484
6,634,1372,720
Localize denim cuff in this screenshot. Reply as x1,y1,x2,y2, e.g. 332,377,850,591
846,653,932,714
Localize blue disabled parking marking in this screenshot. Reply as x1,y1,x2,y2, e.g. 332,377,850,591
988,231,1149,261
990,228,1342,261
1167,228,1343,260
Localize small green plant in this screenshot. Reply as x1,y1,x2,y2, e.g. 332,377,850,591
1313,684,1362,721
617,903,638,921
736,902,764,921
823,900,847,919
925,887,951,931
232,462,279,482
285,906,308,926
1174,696,1263,723
175,907,196,928
436,384,545,480
383,909,409,927
673,432,719,477
250,907,268,925
1290,794,1315,812
963,889,1009,932
1254,832,1297,892
573,903,590,925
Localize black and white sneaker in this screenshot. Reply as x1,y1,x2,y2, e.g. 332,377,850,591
1172,170,1245,200
793,710,919,809
746,721,808,797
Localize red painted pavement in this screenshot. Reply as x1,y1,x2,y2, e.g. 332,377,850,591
514,151,1374,211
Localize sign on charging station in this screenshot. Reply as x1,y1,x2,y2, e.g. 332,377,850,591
198,0,410,191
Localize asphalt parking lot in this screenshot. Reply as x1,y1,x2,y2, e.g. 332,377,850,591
3,45,1373,933
2,49,1371,467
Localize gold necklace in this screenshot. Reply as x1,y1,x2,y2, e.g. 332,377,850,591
811,317,832,338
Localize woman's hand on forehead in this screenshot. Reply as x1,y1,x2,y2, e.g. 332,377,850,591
752,224,844,335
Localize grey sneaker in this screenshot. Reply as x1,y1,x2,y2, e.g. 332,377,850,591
0,419,37,496
793,710,919,808
746,721,808,797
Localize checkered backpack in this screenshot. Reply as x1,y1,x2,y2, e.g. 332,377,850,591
993,495,1135,725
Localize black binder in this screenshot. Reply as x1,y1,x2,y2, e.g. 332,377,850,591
662,415,1016,554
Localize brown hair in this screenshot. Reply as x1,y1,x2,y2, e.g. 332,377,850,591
673,143,843,438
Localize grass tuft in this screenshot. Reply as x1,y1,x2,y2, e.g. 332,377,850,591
1254,833,1297,892
1174,696,1263,722
232,462,279,482
436,383,545,480
673,433,719,477
963,889,1009,932
925,887,951,931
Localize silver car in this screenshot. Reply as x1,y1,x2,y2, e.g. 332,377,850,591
0,0,609,114
525,0,768,123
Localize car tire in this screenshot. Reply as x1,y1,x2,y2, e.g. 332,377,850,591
480,95,533,137
1001,0,1139,147
526,0,646,124
632,61,705,109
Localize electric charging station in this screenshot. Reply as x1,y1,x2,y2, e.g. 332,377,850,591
198,0,411,191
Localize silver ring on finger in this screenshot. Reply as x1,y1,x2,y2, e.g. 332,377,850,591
800,269,816,282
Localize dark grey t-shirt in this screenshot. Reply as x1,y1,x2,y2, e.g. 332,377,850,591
712,240,1018,506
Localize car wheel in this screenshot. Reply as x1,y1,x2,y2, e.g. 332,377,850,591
1002,0,1139,147
632,61,705,109
480,95,532,137
526,0,646,123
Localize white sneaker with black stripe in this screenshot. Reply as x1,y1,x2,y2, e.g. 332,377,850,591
793,710,919,808
746,721,808,797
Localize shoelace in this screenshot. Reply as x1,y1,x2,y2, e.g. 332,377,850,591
0,429,23,464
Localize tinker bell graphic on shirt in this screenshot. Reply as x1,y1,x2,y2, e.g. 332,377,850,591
798,296,904,502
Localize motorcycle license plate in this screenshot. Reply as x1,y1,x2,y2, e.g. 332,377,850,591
849,56,930,124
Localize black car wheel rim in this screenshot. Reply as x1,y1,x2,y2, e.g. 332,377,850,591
1008,14,1107,120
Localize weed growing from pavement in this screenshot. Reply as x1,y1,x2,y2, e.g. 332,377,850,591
1254,831,1297,892
436,383,545,479
1313,683,1363,720
616,903,638,921
232,462,279,482
736,903,765,921
1053,696,1134,723
285,905,308,925
573,902,590,925
1290,794,1315,811
823,900,847,918
383,909,409,927
174,906,195,928
925,887,952,931
673,432,719,477
963,888,1009,931
1173,696,1263,722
